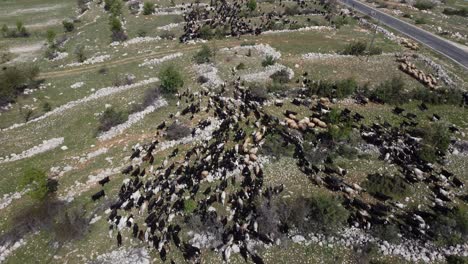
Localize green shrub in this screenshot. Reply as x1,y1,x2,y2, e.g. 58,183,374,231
270,69,290,84
98,107,127,132
443,7,468,17
261,55,276,67
74,45,86,63
446,255,468,264
370,77,407,105
415,17,427,24
413,123,450,163
308,194,349,233
371,224,401,243
193,45,213,64
365,173,408,199
159,65,184,94
306,78,357,99
166,122,191,140
267,81,285,93
430,205,468,246
159,30,175,39
199,25,214,40
0,65,40,106
42,102,52,112
284,5,300,15
246,0,257,11
19,168,57,201
333,16,349,29
411,87,464,106
143,2,155,15
368,46,383,55
414,0,435,10
236,62,246,70
342,41,367,56
184,199,197,213
62,20,75,32
261,133,295,158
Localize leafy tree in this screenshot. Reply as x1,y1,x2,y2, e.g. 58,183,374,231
0,66,40,106
159,65,184,94
143,2,155,15
247,0,257,12
19,168,57,201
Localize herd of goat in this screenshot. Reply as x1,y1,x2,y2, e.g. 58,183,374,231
90,74,465,263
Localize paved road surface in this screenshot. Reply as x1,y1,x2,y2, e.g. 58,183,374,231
340,0,468,69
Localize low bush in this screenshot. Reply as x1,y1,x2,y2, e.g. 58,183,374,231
261,55,276,67
159,65,184,94
248,84,269,102
443,7,468,17
270,69,290,84
365,173,408,199
261,133,295,159
42,102,52,112
236,62,246,70
429,205,468,246
246,0,257,12
369,77,407,105
193,45,213,64
143,2,155,15
0,65,40,107
62,20,75,32
97,107,127,133
411,87,464,106
411,123,450,163
342,41,367,56
131,87,161,113
184,199,197,213
414,0,435,10
415,17,427,24
284,5,300,16
371,223,401,243
159,30,175,40
199,25,214,40
446,255,468,264
306,78,357,99
368,46,383,55
166,122,191,140
19,168,58,201
333,16,349,29
74,45,86,63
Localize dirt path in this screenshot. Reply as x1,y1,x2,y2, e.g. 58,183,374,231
38,39,246,79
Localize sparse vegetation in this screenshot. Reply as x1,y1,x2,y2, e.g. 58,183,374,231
369,77,407,105
63,20,75,32
414,0,435,10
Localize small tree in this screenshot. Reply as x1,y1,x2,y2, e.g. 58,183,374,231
159,65,184,94
74,45,86,62
19,168,57,201
143,2,155,15
193,45,213,64
247,0,257,12
63,20,75,32
98,107,127,132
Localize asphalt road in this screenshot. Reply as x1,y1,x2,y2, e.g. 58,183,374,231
340,0,468,69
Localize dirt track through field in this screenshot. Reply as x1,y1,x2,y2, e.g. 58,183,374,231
38,40,246,79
